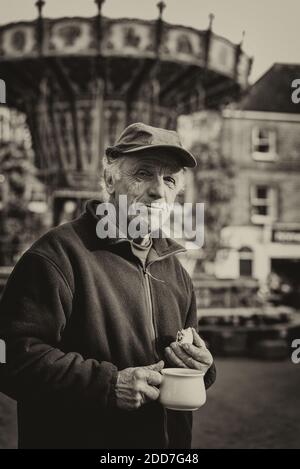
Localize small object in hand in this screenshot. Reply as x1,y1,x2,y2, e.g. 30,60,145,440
176,327,193,345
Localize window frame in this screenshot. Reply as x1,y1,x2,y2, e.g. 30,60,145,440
250,184,278,225
251,126,277,162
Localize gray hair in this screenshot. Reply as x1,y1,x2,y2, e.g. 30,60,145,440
100,154,126,201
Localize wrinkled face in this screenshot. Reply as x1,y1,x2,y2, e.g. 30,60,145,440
104,152,185,235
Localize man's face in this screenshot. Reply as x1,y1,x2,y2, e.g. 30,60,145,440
107,152,185,235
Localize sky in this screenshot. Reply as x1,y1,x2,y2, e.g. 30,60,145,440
1,0,299,83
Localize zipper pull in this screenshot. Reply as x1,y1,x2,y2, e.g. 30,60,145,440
144,268,166,283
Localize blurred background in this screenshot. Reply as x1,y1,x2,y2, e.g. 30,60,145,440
0,0,300,449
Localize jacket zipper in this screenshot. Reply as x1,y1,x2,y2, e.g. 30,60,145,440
139,247,187,362
140,265,160,361
141,264,169,447
139,247,186,450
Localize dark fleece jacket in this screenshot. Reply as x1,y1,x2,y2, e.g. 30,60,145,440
0,199,216,449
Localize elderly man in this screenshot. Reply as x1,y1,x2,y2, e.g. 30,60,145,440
0,123,216,449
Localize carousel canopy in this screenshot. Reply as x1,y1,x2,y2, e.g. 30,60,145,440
0,1,252,190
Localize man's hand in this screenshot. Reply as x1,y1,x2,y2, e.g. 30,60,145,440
115,360,164,411
165,328,213,373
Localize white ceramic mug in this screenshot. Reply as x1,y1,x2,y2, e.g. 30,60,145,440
159,368,206,411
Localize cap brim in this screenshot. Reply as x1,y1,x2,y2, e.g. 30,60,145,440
120,144,197,168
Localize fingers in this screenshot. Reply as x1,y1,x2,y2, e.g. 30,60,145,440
145,369,163,386
165,346,188,368
116,363,164,411
165,340,213,371
134,367,163,386
170,342,196,368
133,367,162,402
170,342,204,370
137,381,160,401
143,360,165,372
128,392,144,410
192,328,206,348
181,343,213,367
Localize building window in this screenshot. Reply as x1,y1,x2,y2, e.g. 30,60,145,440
250,185,277,224
251,127,277,161
239,247,253,277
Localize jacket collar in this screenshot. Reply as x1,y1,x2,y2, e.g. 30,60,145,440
82,198,187,260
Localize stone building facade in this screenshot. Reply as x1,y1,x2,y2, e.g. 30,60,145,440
214,64,300,306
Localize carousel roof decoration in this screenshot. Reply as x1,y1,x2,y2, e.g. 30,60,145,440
0,0,253,192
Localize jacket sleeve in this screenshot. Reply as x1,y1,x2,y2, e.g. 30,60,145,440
0,251,118,411
184,286,216,390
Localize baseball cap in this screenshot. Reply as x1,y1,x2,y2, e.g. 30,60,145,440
105,122,197,168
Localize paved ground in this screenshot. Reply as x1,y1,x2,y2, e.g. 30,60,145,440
1,358,300,449
192,358,300,449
